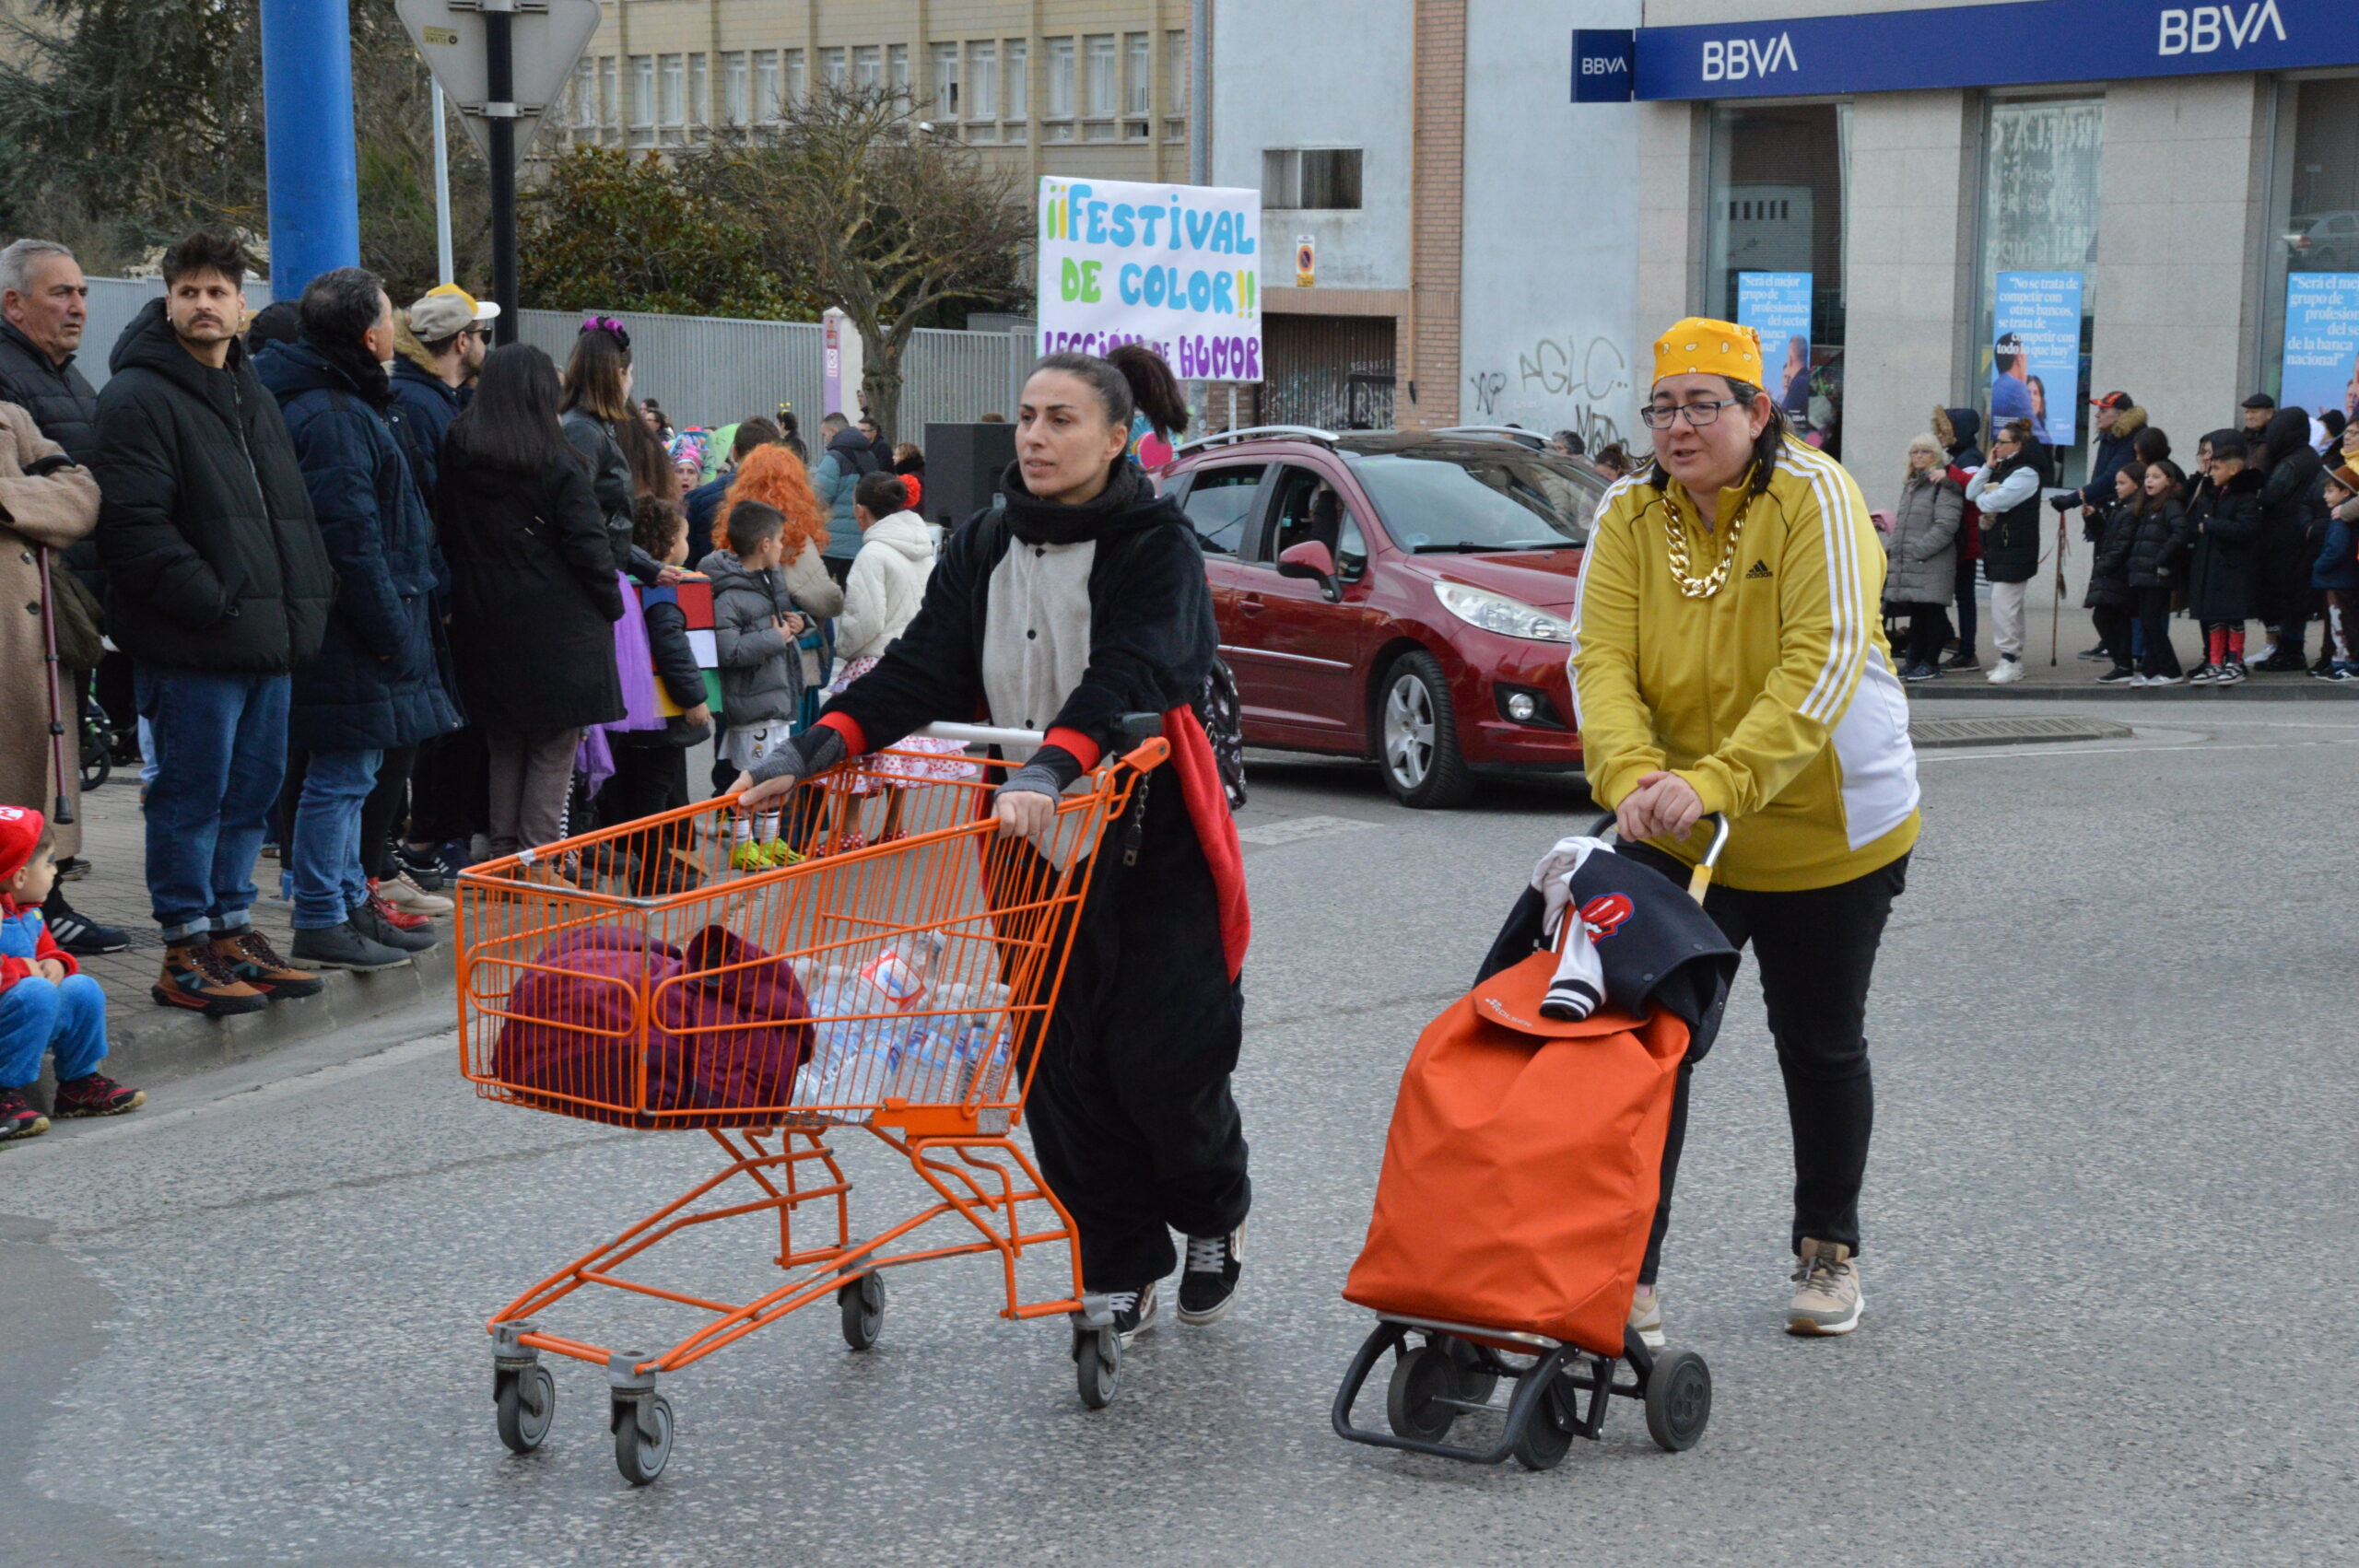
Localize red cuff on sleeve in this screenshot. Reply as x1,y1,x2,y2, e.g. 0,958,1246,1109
1042,727,1102,772
816,711,868,755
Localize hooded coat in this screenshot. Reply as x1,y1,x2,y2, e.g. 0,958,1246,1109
698,540,841,727
809,424,880,560
2071,405,2147,514
254,336,460,753
2257,407,2326,625
435,441,625,732
1883,468,1961,606
1938,406,1985,564
2187,465,2266,625
833,509,936,662
2125,496,2190,591
388,331,464,502
0,403,100,857
91,298,334,675
2083,497,2140,613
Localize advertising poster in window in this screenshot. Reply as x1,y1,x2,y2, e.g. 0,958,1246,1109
1991,271,2083,446
1736,271,1813,420
1036,177,1263,382
2281,273,2359,425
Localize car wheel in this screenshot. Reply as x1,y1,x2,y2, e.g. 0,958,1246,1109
1378,650,1473,809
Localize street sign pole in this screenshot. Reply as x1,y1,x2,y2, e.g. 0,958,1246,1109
485,0,518,345
432,78,454,286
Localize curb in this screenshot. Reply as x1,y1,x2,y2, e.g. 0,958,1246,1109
48,942,456,1098
1908,679,2359,703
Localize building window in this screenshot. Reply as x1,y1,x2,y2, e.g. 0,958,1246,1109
629,54,655,146
722,52,748,127
660,53,684,137
853,44,881,91
887,42,909,97
783,49,804,111
1167,29,1188,141
1004,39,1027,124
687,53,707,132
2260,76,2359,415
968,41,996,120
571,58,595,139
1126,32,1150,116
931,42,959,119
599,56,617,134
1707,103,1852,451
822,47,847,91
1978,97,2103,464
1262,148,1363,210
1086,34,1117,117
753,50,779,121
1047,37,1074,121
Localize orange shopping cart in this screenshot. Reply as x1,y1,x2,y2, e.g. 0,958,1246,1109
455,719,1167,1484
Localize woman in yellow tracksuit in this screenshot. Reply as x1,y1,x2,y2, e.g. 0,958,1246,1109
1569,318,1919,1342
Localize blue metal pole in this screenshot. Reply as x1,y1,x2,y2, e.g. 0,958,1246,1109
259,0,361,301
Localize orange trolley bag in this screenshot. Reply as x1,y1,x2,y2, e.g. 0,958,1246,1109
1332,816,1737,1471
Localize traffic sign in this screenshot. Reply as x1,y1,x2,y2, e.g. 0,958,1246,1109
393,0,601,170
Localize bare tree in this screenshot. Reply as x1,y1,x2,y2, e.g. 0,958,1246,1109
693,85,1027,440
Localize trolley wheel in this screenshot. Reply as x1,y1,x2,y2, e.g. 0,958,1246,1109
1644,1349,1712,1453
1384,1343,1460,1443
839,1272,885,1352
612,1393,675,1485
1074,1326,1121,1410
494,1363,556,1455
1441,1335,1497,1406
1510,1372,1577,1472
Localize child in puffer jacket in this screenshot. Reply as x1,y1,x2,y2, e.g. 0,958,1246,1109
0,807,142,1141
701,500,840,866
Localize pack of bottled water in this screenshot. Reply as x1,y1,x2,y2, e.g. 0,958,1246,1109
792,932,1013,1117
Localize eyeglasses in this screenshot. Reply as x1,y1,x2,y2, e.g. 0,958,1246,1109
1638,398,1743,430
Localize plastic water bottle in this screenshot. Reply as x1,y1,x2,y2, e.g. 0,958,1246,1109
796,934,946,1109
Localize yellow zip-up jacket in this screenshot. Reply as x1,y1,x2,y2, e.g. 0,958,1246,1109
1568,438,1919,892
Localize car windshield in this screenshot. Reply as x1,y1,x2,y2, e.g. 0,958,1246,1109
1348,450,1600,553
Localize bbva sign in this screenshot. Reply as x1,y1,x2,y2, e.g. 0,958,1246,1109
1699,33,1799,82
2156,3,2287,53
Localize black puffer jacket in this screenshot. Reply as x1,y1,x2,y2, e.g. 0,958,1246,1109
255,337,461,753
2187,466,2265,625
2125,497,2189,591
2083,497,2139,612
2256,408,2325,623
91,298,333,673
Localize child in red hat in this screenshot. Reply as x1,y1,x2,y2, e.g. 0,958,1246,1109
1,805,142,1141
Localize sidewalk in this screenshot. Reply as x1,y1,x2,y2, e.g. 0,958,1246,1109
42,770,452,1094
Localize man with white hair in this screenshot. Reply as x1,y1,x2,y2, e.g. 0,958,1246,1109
0,236,131,959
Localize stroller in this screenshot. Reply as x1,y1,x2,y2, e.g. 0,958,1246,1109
1332,814,1739,1471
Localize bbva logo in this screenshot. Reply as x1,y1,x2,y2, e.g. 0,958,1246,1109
1700,33,1799,82
1580,53,1628,76
2157,2,2287,54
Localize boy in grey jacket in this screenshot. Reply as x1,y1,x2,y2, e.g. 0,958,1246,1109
699,502,808,863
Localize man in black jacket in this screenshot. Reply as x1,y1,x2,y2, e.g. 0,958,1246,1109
0,236,133,957
92,233,334,1018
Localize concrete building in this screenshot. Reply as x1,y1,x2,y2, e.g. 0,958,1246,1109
557,0,1194,185
1215,0,2359,506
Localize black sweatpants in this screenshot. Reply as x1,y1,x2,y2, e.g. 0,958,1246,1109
1021,771,1250,1292
2134,587,2184,678
2091,603,2135,671
1620,842,1907,1280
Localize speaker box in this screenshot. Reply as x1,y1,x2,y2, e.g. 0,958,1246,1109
923,421,1018,528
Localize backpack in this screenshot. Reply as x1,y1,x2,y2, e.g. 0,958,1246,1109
978,496,1247,810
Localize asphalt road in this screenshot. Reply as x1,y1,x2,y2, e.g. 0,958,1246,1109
5,699,2355,1568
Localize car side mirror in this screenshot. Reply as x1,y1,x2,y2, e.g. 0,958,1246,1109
1276,539,1340,600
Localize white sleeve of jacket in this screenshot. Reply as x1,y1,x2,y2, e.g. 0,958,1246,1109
1531,836,1610,1021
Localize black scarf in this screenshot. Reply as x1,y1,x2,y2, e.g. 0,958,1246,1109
998,458,1165,546
302,330,393,408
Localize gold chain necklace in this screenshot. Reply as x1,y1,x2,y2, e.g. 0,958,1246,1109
1662,491,1750,599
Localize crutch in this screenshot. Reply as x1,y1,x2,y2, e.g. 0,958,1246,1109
35,547,73,825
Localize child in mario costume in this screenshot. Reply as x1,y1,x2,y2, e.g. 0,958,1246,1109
0,806,143,1141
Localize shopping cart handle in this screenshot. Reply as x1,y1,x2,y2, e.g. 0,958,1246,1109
1591,808,1731,904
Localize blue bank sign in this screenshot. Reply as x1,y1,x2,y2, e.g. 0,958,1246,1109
1633,0,2359,101
1572,29,1636,102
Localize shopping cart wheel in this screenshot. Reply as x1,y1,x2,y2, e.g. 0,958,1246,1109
839,1272,886,1352
494,1363,556,1455
1384,1344,1460,1443
1510,1372,1577,1472
612,1393,675,1485
1644,1349,1711,1453
1074,1326,1121,1410
1441,1335,1497,1405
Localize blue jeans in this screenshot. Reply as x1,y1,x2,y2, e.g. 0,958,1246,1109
135,665,291,942
288,748,382,930
0,974,108,1087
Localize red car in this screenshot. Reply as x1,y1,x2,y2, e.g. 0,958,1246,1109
1161,427,1609,807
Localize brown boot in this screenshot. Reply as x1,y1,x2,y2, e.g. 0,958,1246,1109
152,942,270,1017
211,929,325,1001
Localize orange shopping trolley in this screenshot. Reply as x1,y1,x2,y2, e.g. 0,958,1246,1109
454,719,1168,1484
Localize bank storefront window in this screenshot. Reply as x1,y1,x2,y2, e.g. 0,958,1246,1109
1707,103,1850,453
1978,97,2103,480
2260,76,2359,425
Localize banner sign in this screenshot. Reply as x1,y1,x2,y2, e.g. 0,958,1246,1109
1036,177,1263,382
1991,272,2083,447
1736,272,1813,415
1636,1,2359,101
2282,273,2359,425
1572,29,1635,102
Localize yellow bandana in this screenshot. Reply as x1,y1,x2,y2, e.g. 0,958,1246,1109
1653,318,1764,389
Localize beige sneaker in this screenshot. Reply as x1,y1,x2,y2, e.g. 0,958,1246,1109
1628,1285,1664,1350
1787,1239,1863,1336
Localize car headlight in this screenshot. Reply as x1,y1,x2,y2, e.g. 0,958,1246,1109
1433,581,1573,643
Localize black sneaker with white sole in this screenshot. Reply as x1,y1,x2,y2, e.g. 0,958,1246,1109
42,892,130,956
1108,1281,1159,1345
1177,1225,1244,1326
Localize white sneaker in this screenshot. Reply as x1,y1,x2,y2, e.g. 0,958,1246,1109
377,872,454,917
2127,673,2151,687
1628,1286,1665,1350
1986,657,2025,685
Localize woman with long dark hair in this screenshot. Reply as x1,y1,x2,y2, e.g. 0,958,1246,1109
734,347,1249,1345
1570,317,1918,1343
560,318,671,585
437,343,624,859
